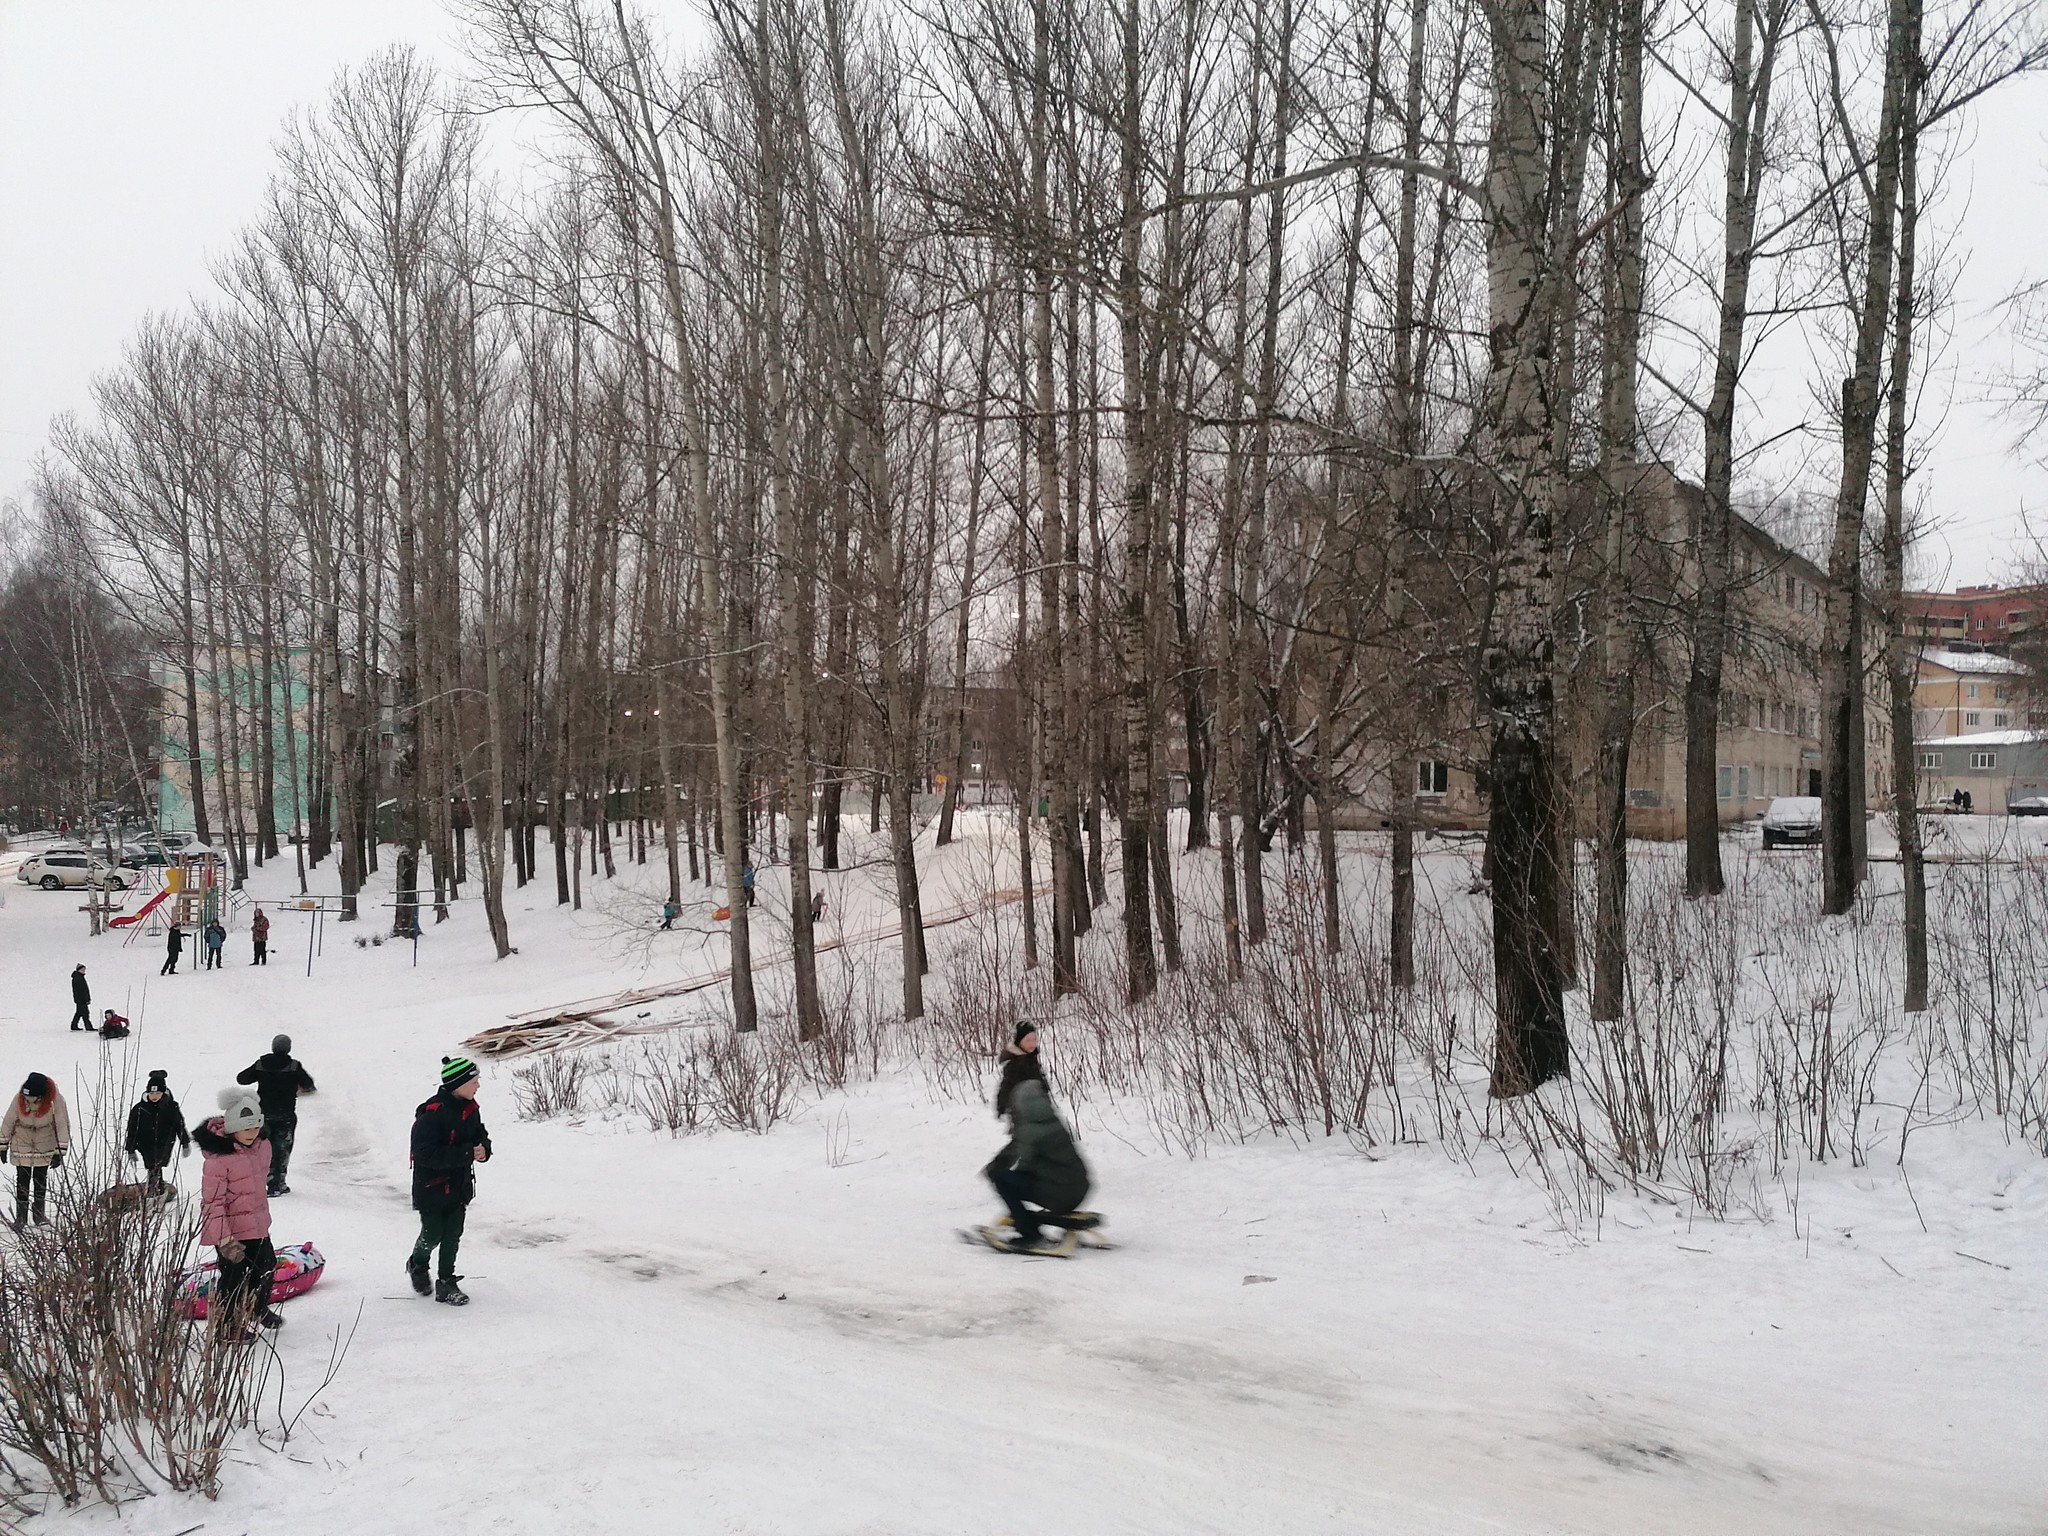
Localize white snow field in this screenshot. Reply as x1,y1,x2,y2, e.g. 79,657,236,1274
1,813,2044,1535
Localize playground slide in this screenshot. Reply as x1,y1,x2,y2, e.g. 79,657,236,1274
108,888,169,929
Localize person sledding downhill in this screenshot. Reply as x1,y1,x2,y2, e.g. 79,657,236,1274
408,1056,492,1306
972,1074,1108,1257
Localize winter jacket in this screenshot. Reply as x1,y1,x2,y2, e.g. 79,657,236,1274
126,1094,190,1166
204,923,226,952
994,1045,1046,1119
1006,1080,1089,1214
251,912,270,942
236,1053,316,1123
71,970,90,1008
1,1091,71,1169
195,1117,272,1246
410,1091,492,1213
165,928,185,955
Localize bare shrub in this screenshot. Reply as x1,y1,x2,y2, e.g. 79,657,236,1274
0,1055,275,1510
510,1049,610,1120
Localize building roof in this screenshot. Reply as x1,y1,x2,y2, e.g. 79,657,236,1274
1919,648,2028,676
1917,729,2044,747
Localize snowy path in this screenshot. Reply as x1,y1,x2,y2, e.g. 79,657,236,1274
1,829,2042,1534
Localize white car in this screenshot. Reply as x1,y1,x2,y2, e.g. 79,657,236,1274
14,851,129,891
1760,796,1823,849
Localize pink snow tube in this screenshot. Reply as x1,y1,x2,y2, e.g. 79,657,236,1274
179,1241,326,1319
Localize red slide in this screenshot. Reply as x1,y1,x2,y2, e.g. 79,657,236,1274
108,888,169,929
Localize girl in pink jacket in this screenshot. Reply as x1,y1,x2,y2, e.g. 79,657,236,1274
196,1089,280,1336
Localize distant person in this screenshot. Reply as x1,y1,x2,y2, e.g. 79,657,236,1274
994,1020,1045,1118
196,1089,281,1337
1962,789,1974,814
741,861,756,907
250,907,270,966
809,890,826,925
125,1069,189,1195
1952,788,1964,811
2,1072,70,1230
407,1056,492,1307
99,1009,130,1041
660,897,678,931
236,1035,315,1197
69,964,91,1032
161,924,185,976
56,816,68,837
203,919,227,971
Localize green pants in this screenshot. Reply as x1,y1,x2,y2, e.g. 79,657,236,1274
412,1205,467,1280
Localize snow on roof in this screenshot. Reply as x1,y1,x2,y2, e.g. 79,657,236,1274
1920,648,2028,675
1917,729,2046,747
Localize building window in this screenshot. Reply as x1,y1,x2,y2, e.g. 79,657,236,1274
1417,761,1449,795
1919,752,1943,770
1738,766,1751,800
1718,765,1733,801
1995,685,2009,701
1967,684,1979,700
1965,712,1981,727
1971,752,1997,770
1995,713,2009,728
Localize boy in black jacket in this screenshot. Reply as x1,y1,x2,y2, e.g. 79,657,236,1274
408,1056,492,1306
125,1069,189,1194
236,1035,315,1196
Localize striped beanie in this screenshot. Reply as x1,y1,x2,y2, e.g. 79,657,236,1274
440,1056,479,1092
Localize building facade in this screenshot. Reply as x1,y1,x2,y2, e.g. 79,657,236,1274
1913,730,2048,814
1905,584,2044,649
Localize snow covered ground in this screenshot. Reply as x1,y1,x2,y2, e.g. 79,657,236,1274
1,817,2044,1534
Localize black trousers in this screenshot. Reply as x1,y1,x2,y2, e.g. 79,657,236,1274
69,1001,91,1029
412,1205,467,1280
144,1159,168,1193
253,940,267,965
215,1236,276,1324
266,1118,296,1193
12,1164,48,1223
204,946,222,970
161,950,180,974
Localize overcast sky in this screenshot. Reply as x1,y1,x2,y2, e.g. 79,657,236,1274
3,1,2045,586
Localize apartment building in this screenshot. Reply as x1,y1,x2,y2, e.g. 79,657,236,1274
1905,583,2044,649
1913,648,2031,738
1913,730,2048,814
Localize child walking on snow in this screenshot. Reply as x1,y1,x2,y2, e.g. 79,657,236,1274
2,1073,70,1230
126,1069,189,1194
196,1089,282,1338
408,1056,492,1306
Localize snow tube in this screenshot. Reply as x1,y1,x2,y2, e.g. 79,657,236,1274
179,1241,326,1318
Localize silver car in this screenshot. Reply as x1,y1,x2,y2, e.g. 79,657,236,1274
15,852,130,891
1761,796,1823,849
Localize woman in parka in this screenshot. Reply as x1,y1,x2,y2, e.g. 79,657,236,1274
2,1072,70,1229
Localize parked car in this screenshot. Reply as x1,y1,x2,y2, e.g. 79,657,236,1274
1760,796,1823,849
2009,796,2048,818
14,852,129,891
158,831,199,853
120,839,173,868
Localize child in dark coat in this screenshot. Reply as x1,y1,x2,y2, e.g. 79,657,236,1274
125,1070,189,1194
408,1056,492,1306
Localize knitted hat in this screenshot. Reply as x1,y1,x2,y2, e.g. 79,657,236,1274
217,1088,262,1133
1012,1019,1040,1047
272,1034,292,1056
440,1056,479,1092
20,1073,52,1100
146,1069,169,1092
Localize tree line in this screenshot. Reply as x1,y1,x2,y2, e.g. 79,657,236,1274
11,0,2043,1091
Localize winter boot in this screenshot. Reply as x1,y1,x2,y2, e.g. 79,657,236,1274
257,1307,286,1330
434,1276,469,1307
406,1253,431,1295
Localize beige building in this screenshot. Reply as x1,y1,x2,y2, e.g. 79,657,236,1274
1912,648,2030,739
1378,465,1891,839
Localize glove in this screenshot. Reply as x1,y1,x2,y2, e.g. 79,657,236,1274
49,1152,63,1170
219,1239,245,1264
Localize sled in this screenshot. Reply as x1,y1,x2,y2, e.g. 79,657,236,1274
178,1241,326,1318
94,1180,175,1212
963,1210,1114,1254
